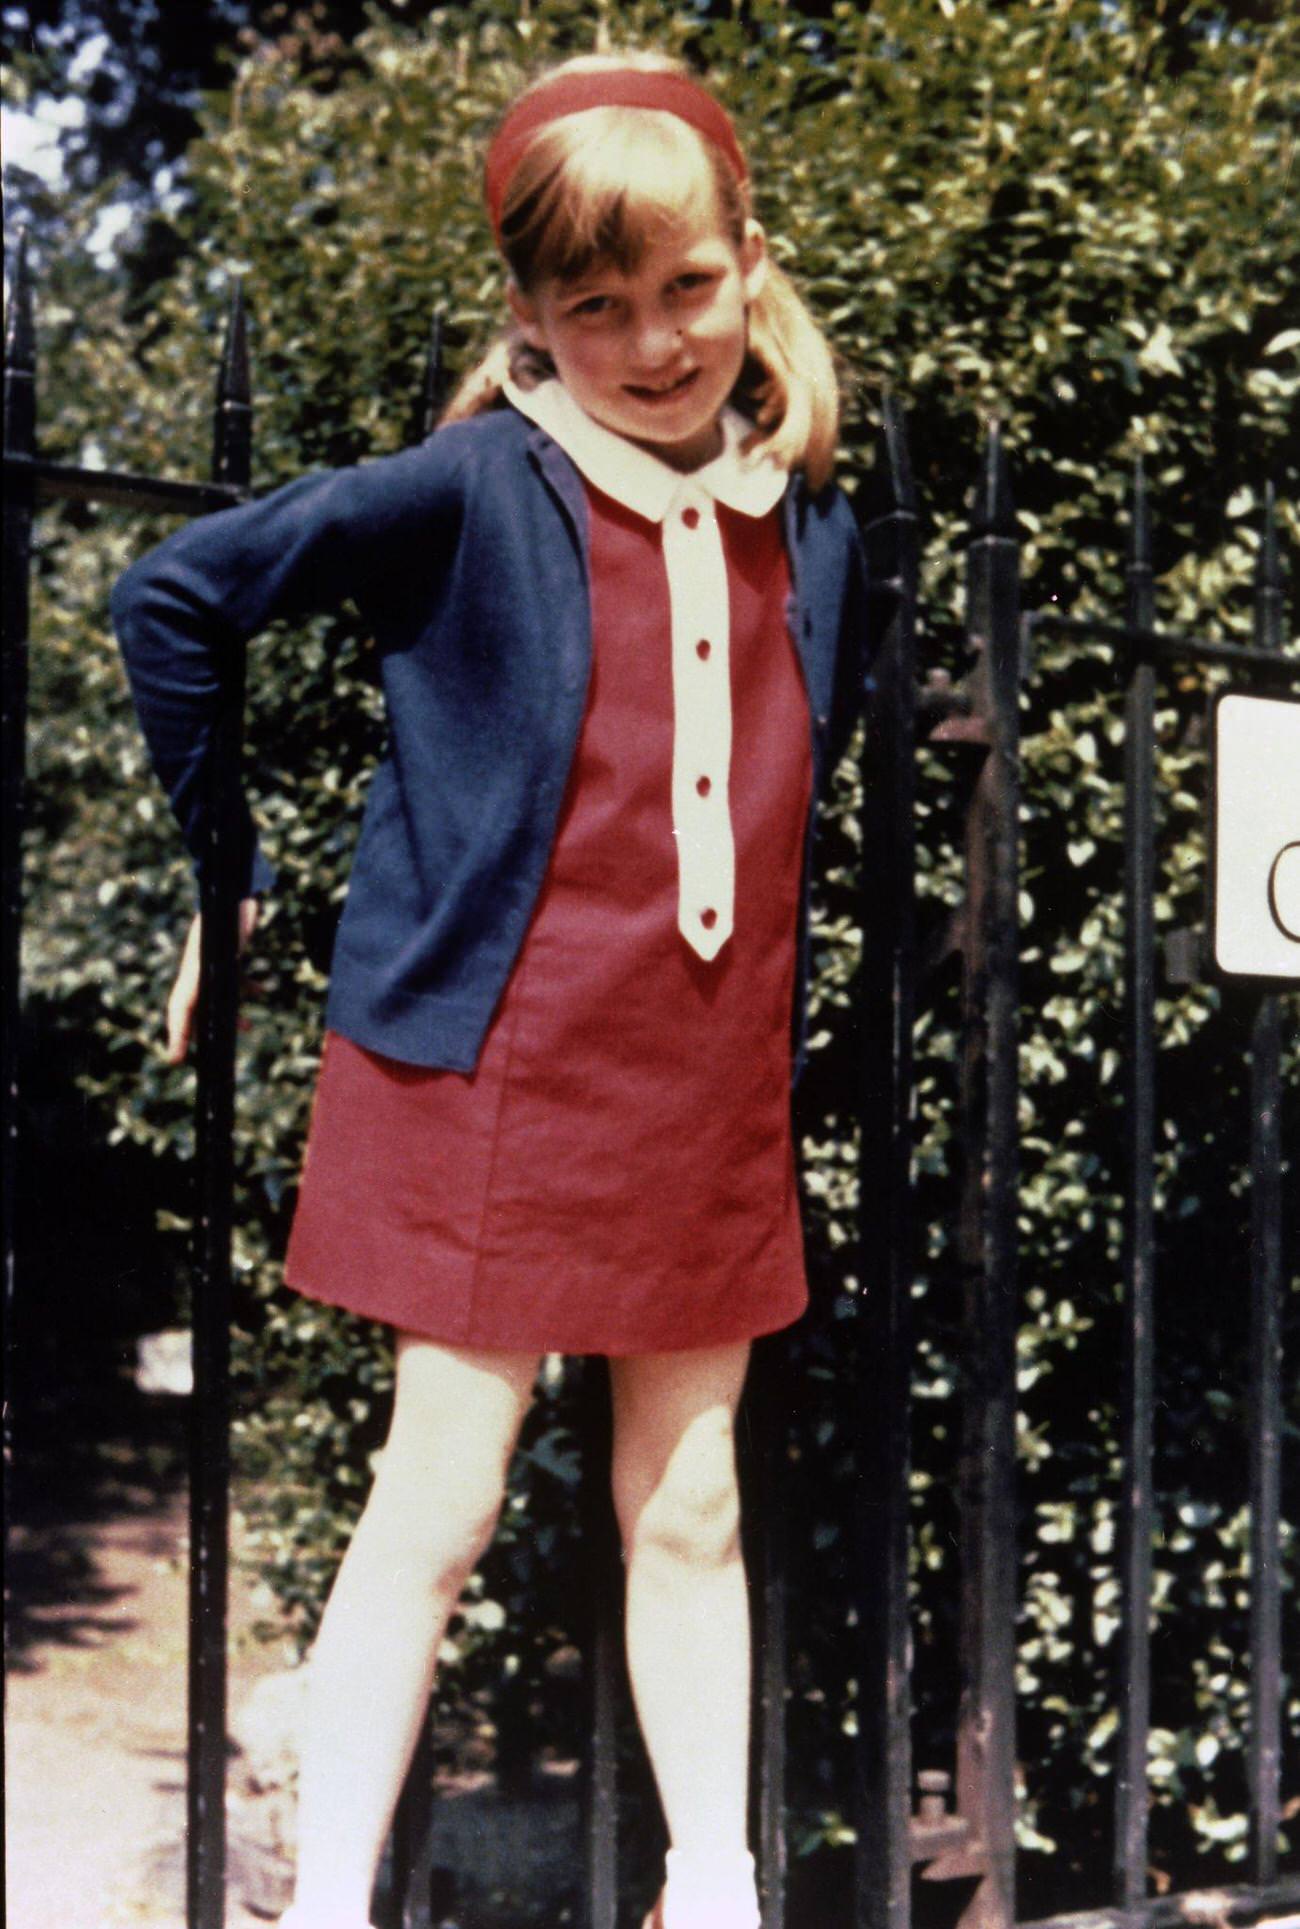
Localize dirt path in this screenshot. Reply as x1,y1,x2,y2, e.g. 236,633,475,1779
6,1469,297,1929
4,1403,585,1929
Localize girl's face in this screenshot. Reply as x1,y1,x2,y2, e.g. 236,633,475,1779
509,203,767,472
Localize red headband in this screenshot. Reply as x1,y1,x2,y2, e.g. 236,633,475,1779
485,68,749,241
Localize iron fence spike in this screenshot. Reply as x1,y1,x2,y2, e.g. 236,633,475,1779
4,227,35,373
972,418,1014,538
880,391,917,515
421,308,447,438
217,279,250,405
212,281,252,488
1257,480,1281,596
1130,457,1151,570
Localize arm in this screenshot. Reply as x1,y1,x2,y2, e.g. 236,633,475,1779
109,433,468,1054
109,437,466,891
165,897,260,1064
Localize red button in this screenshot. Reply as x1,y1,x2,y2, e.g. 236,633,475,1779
700,907,718,929
696,775,711,797
682,506,700,529
696,639,711,660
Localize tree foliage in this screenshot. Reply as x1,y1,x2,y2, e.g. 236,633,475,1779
11,0,1300,1917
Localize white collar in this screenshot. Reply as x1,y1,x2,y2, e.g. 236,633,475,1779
503,376,787,523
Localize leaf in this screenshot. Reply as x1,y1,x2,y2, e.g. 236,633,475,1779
1136,322,1182,378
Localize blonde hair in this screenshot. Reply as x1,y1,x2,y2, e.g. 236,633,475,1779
443,51,840,490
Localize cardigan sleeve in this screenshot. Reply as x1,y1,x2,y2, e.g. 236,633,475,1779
109,436,467,893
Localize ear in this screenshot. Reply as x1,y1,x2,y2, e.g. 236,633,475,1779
739,220,768,304
507,280,549,352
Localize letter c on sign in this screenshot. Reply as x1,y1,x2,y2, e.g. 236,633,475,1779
1267,840,1300,942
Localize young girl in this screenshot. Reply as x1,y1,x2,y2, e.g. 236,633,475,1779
112,48,872,1929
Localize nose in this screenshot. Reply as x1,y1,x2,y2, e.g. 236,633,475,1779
628,309,682,369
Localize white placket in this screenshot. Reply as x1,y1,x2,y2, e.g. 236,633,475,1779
662,485,733,962
500,377,788,965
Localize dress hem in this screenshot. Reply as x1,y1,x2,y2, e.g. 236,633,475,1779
281,1265,809,1358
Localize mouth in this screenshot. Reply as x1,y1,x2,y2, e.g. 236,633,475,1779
623,369,700,405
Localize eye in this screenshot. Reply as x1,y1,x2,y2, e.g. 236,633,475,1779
564,292,616,321
670,271,715,296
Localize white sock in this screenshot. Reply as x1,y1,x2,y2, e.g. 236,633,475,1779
662,1847,761,1929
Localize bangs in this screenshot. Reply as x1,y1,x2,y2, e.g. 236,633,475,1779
500,108,741,287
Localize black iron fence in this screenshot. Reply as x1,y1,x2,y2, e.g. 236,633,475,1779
4,254,1297,1929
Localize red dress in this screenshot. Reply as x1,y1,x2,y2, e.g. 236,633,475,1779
283,480,813,1355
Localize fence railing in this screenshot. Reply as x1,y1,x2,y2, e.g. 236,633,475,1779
4,253,1297,1929
1024,488,1295,1922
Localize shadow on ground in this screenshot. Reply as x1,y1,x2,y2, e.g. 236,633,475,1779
8,990,195,1663
7,1387,189,1670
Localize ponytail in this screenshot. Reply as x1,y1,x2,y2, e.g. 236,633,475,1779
738,259,839,492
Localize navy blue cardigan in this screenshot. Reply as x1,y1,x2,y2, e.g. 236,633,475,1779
111,405,876,1080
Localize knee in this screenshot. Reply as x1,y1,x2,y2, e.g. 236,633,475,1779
420,1490,502,1596
613,1431,742,1571
363,1457,504,1599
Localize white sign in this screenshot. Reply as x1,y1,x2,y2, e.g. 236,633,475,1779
1212,691,1300,981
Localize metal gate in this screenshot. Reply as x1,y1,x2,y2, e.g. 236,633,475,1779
5,254,1297,1929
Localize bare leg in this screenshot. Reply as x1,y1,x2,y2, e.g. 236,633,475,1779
609,1342,760,1925
283,1334,540,1929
